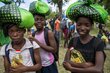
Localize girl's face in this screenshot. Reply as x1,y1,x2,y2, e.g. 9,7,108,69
34,15,45,31
8,25,25,43
76,17,92,37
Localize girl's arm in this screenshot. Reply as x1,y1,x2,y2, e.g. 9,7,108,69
63,51,105,73
3,56,11,73
63,49,93,68
48,30,57,53
68,61,94,68
64,49,71,62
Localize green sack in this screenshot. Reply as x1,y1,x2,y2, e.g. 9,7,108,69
0,3,21,25
0,0,13,4
29,1,51,16
19,8,34,28
0,3,34,28
66,1,108,24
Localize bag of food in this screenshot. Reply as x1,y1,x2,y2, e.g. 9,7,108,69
70,47,85,63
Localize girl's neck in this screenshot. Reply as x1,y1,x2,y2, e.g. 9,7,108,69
80,34,90,40
37,28,44,33
12,38,26,50
80,34,93,44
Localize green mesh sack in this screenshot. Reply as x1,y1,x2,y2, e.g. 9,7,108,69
0,3,34,28
66,0,108,24
29,1,51,16
0,0,13,4
91,4,108,24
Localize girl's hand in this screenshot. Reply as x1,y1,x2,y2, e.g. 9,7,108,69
10,63,26,73
63,61,72,71
28,35,35,41
10,66,26,73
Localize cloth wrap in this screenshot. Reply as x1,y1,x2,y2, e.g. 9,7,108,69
29,0,51,16
66,0,108,24
0,2,34,45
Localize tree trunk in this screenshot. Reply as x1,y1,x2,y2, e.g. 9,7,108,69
58,0,63,17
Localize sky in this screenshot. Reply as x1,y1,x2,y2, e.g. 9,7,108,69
0,0,77,11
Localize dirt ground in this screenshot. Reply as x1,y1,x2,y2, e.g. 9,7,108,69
0,56,4,73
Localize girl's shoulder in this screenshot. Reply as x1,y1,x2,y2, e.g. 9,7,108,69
92,36,102,43
68,37,79,47
0,44,10,56
92,36,106,49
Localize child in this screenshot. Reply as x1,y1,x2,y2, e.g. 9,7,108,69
29,1,58,73
0,3,41,73
63,0,108,73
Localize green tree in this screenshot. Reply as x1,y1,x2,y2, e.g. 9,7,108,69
50,0,69,17
102,0,110,14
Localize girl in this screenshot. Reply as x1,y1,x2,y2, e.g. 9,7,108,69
63,16,106,73
0,3,41,73
63,0,108,73
29,1,58,73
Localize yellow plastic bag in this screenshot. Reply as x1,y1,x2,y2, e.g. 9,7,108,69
70,47,85,63
11,54,23,68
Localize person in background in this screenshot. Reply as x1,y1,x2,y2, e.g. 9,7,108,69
97,24,109,46
61,18,69,48
54,15,61,44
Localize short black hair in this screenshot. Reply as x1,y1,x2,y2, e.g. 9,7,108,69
33,13,45,18
75,15,94,25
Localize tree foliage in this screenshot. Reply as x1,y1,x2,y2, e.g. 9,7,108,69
106,16,110,30
46,12,57,19
50,0,69,16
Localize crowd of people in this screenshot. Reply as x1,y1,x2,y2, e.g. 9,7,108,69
0,0,109,73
